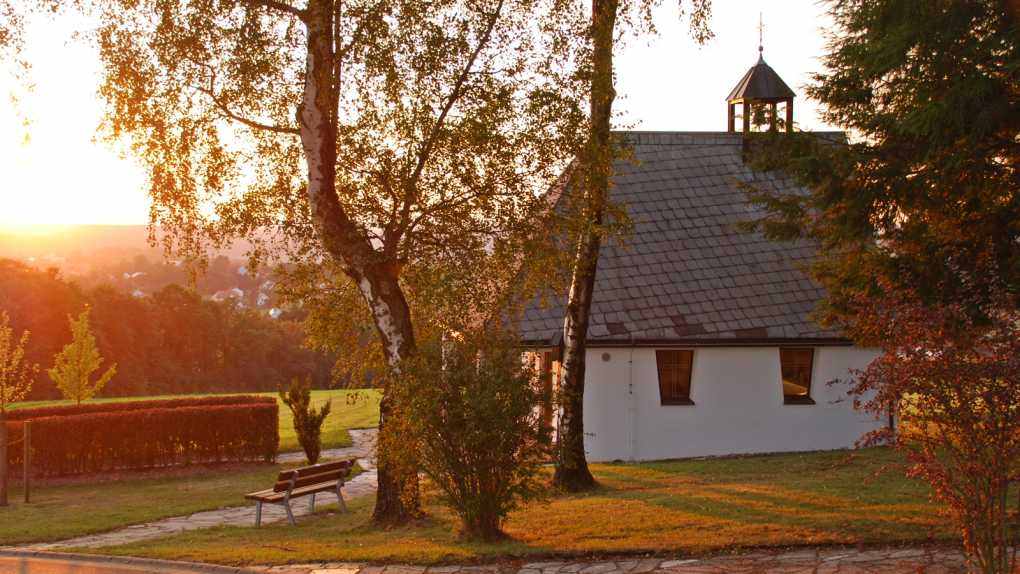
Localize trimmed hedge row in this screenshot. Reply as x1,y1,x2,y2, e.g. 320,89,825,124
4,397,278,476
7,395,275,421
3,420,22,472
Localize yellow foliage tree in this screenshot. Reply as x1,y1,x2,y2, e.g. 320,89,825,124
48,309,116,405
0,311,37,414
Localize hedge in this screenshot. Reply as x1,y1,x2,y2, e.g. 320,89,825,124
6,395,275,421
3,397,278,476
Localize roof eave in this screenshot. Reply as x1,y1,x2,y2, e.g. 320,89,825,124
521,336,854,348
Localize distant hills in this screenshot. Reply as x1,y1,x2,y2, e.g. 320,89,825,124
0,224,277,306
0,224,254,274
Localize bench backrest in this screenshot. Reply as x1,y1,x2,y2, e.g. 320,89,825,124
273,459,353,493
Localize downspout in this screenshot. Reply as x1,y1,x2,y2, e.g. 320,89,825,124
627,333,637,462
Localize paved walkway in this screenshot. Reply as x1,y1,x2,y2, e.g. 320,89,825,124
247,548,975,574
0,554,251,573
277,429,377,465
24,429,379,550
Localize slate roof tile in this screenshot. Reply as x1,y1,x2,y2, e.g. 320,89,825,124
521,131,845,345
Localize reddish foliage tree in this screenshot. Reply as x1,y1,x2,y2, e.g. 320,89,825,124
848,284,1020,574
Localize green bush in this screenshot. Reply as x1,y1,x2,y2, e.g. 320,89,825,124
389,331,551,541
279,378,331,464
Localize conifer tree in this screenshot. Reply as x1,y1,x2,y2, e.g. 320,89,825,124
279,378,332,465
742,2,1020,572
744,0,1020,324
48,308,117,405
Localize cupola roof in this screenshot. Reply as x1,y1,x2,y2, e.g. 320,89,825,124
726,53,796,103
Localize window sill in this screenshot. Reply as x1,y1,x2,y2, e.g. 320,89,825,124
660,399,695,406
784,396,816,405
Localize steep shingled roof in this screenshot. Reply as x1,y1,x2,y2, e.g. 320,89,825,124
520,131,846,346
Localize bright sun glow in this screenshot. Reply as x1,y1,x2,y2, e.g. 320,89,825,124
0,1,833,226
0,15,149,226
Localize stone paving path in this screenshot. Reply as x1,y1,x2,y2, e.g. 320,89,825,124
22,429,379,550
248,548,976,574
277,429,377,465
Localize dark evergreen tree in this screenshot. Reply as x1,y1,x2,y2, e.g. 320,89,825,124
743,4,1020,572
744,0,1020,329
279,377,332,464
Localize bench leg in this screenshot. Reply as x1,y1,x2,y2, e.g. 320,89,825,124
255,502,263,528
309,493,316,513
284,499,296,526
336,483,347,513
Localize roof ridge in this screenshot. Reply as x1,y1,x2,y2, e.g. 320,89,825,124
612,130,846,135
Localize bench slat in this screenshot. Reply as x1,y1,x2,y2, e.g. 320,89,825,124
275,460,352,484
291,468,349,490
245,488,276,501
249,458,356,498
274,464,352,492
273,472,342,492
295,460,350,477
247,480,341,503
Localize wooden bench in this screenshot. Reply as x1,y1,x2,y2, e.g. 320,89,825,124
245,459,353,526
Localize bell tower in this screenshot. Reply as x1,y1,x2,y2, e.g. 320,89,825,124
726,16,795,133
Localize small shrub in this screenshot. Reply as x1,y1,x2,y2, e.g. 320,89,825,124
388,330,550,541
849,285,1020,574
279,378,331,464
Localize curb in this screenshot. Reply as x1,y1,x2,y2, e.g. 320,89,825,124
0,548,263,573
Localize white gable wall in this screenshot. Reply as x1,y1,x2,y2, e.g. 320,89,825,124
581,346,883,462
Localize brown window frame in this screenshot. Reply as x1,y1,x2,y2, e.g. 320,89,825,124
538,351,555,432
780,347,815,405
655,349,695,406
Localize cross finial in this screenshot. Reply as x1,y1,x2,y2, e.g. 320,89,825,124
757,12,764,56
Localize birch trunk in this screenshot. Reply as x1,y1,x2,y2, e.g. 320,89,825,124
356,267,420,525
298,0,418,524
552,0,617,492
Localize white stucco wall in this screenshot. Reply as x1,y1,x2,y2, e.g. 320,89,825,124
580,346,883,462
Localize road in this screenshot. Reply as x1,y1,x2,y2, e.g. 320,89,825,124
0,555,233,574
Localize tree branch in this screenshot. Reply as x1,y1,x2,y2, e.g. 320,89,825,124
334,2,387,125
336,2,383,61
407,0,505,190
196,84,300,136
388,0,506,248
240,0,306,19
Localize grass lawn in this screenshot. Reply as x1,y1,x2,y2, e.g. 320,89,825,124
276,390,379,451
10,389,381,452
0,460,361,546
85,448,955,565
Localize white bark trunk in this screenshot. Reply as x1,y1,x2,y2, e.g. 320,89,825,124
357,277,406,368
296,0,418,524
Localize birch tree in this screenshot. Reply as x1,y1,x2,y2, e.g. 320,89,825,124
0,312,37,413
554,0,712,491
93,0,586,523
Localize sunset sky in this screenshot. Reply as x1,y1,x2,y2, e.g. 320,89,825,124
0,0,835,227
